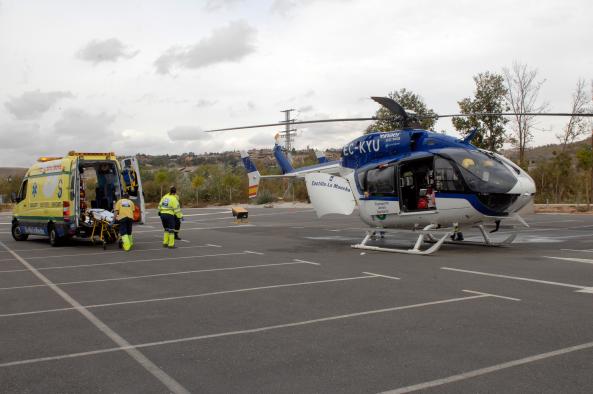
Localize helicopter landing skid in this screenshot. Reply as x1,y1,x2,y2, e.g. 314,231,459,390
424,225,517,247
351,224,452,255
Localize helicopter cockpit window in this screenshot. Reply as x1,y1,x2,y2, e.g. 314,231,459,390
434,156,465,193
365,165,396,196
439,148,517,193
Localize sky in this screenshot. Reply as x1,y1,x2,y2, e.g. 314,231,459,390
0,0,591,166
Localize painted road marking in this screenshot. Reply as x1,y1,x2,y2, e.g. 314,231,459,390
0,292,499,368
363,272,401,280
0,251,258,273
461,289,521,302
169,209,315,224
0,260,317,291
0,241,190,394
544,256,593,265
135,224,254,233
293,258,320,266
148,211,229,219
442,267,592,293
12,244,220,260
0,274,380,318
380,340,593,394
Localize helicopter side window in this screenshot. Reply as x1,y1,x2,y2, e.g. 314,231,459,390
434,156,465,193
365,165,397,197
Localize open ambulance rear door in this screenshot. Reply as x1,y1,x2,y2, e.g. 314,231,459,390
121,156,146,224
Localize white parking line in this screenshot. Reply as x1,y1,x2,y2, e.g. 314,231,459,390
148,211,229,219
442,267,592,293
560,249,593,253
12,244,220,260
380,340,593,394
363,272,401,280
170,209,315,224
0,260,317,291
0,241,190,393
293,259,320,266
0,292,496,368
135,224,254,233
461,289,521,302
0,251,261,273
0,274,380,318
544,256,593,265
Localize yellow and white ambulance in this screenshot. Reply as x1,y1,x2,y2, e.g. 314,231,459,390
11,152,145,246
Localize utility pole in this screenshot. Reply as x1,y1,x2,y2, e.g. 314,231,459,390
279,109,297,201
279,109,297,154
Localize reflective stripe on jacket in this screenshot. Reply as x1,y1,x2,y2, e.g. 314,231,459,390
158,193,182,218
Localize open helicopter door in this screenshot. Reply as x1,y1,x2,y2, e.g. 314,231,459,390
397,156,437,213
120,156,146,224
305,173,355,218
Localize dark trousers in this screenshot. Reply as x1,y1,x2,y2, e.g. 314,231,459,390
175,217,181,232
118,217,133,236
160,213,176,232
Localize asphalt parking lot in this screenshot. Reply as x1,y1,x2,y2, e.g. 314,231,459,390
1,206,592,393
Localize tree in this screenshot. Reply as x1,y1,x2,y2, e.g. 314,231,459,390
502,62,547,168
576,145,593,206
557,78,591,152
365,88,436,133
222,172,242,203
191,175,205,207
154,169,177,198
452,72,509,152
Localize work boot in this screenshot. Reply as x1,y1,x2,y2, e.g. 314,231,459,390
174,233,181,240
122,235,132,251
168,232,175,248
163,232,170,247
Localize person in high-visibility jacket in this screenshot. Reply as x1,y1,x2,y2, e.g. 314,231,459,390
114,193,135,251
158,186,183,248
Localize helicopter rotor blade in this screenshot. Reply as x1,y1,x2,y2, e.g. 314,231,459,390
204,117,377,132
421,112,593,119
370,96,408,120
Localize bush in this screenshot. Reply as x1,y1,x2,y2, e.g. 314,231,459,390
255,189,275,205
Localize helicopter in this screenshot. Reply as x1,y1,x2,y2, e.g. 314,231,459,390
207,97,592,255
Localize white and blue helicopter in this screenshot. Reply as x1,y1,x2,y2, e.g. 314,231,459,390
207,97,588,255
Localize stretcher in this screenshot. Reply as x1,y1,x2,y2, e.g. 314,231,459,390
87,209,119,249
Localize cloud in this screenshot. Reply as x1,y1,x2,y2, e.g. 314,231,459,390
248,132,276,146
204,0,243,11
167,126,211,141
77,38,139,64
54,108,116,137
154,20,257,74
298,105,314,113
0,122,40,149
196,99,217,108
5,90,73,120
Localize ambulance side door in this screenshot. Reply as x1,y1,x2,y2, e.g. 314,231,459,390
120,157,146,224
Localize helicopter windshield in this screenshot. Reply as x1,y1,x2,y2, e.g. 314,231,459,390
438,148,517,193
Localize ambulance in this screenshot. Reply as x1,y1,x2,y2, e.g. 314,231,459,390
11,152,145,246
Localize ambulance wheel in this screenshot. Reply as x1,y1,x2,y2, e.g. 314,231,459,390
48,225,61,247
11,221,28,241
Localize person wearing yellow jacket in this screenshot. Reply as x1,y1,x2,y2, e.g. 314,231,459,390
158,186,183,248
114,193,135,251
